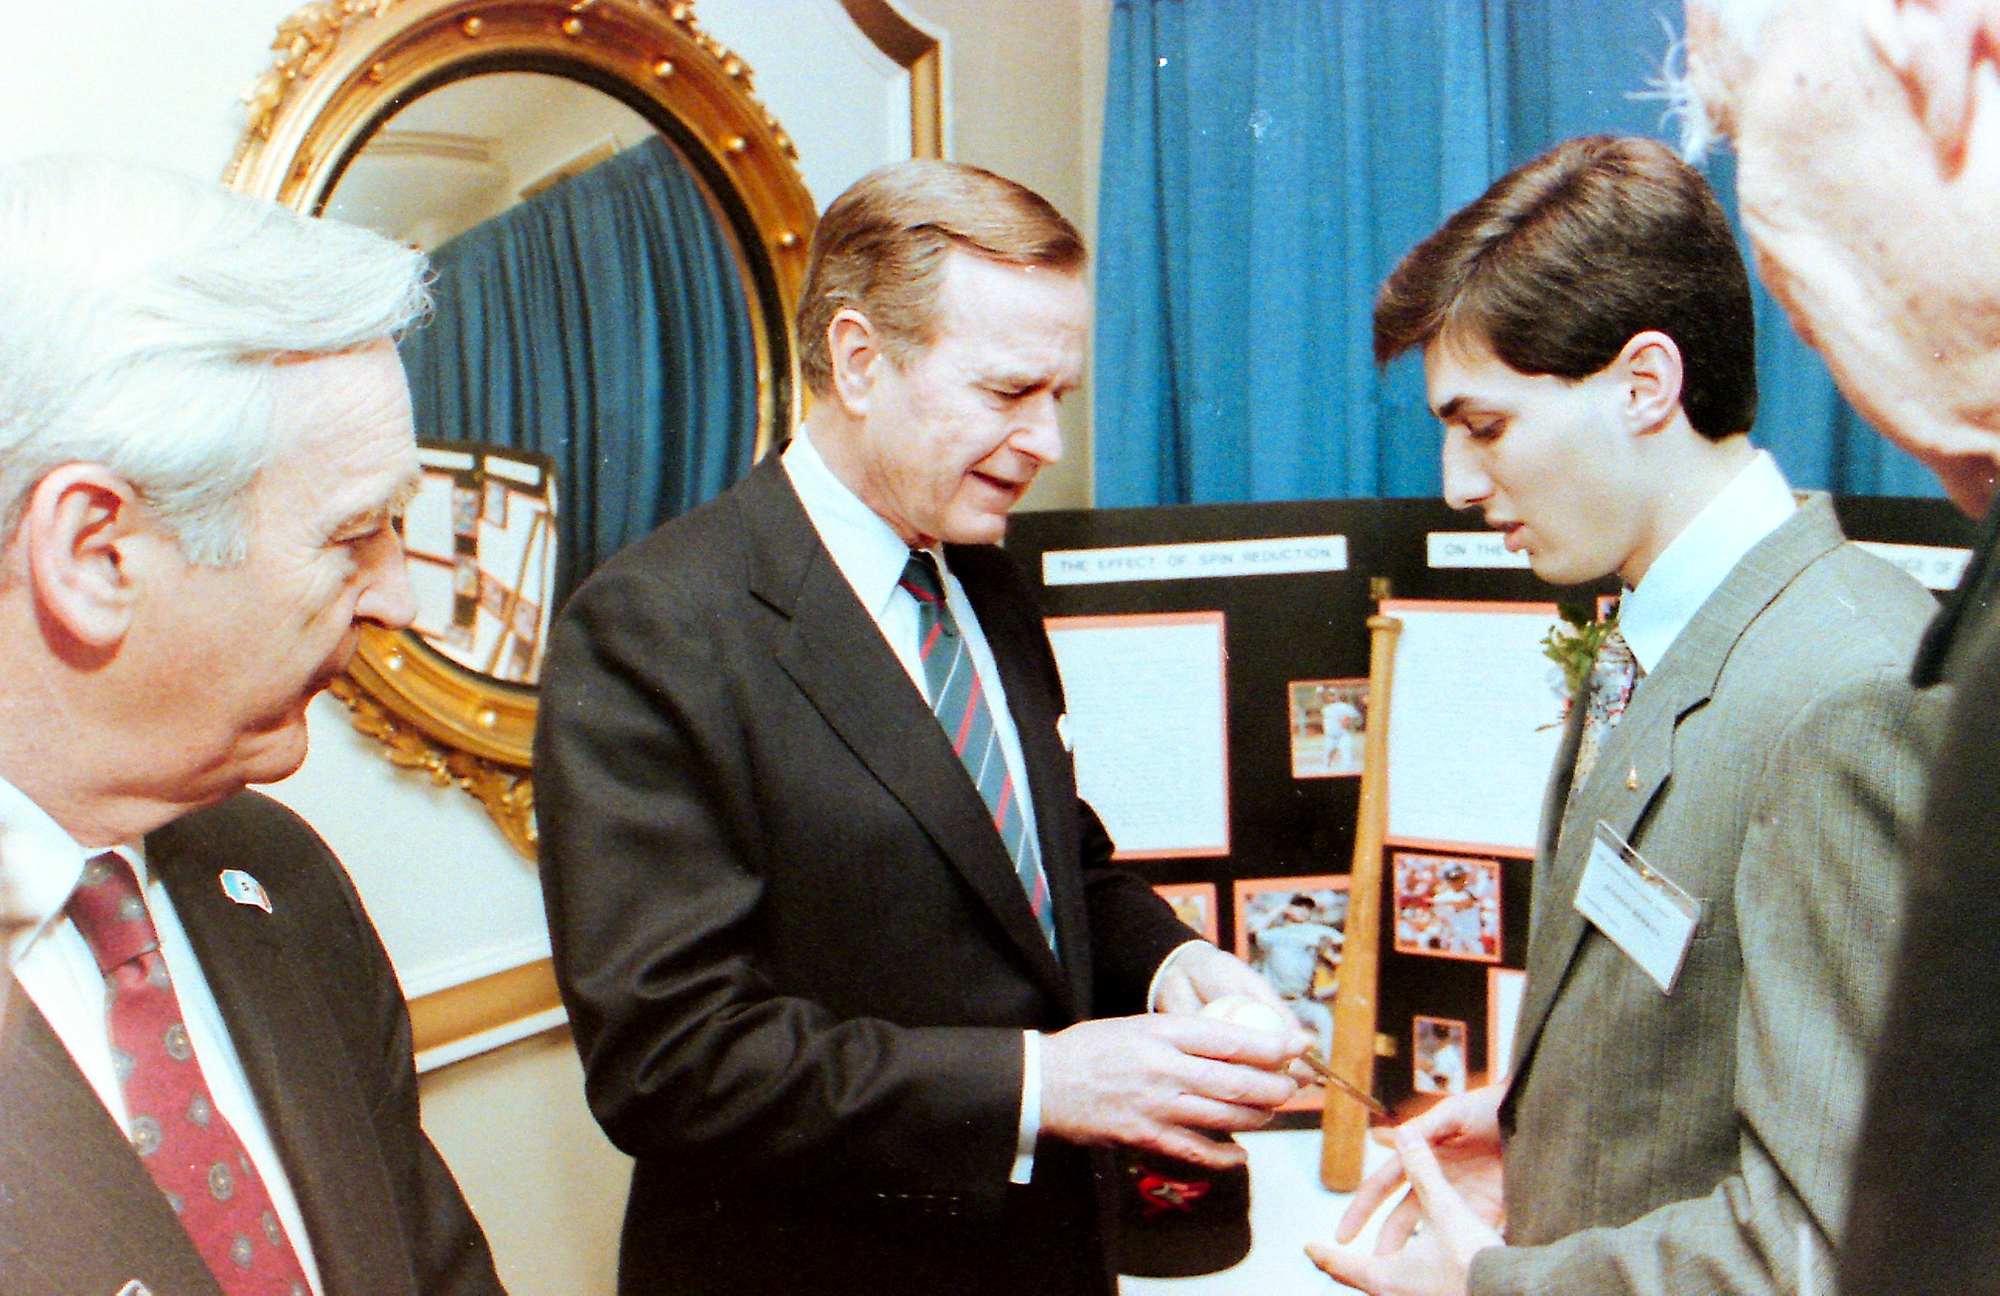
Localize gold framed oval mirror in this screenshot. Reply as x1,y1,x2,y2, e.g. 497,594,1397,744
227,0,821,857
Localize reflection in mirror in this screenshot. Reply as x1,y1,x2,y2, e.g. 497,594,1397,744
324,72,761,684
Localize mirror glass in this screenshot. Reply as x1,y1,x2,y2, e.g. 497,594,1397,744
323,72,763,684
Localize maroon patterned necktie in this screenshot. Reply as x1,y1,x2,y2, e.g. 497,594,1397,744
66,852,312,1296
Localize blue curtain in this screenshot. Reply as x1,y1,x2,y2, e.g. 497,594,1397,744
1094,0,1941,506
400,136,759,611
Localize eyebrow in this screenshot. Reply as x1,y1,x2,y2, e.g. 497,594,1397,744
324,471,424,541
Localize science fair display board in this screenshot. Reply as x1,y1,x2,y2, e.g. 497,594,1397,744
1006,495,1971,1118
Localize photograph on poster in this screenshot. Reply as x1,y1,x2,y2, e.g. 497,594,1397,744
1153,882,1219,944
1288,678,1369,778
1234,876,1349,1083
1413,1015,1470,1095
1393,851,1503,963
1488,967,1526,1081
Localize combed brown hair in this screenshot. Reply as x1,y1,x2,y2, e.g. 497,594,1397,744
795,159,1086,396
1374,135,1756,440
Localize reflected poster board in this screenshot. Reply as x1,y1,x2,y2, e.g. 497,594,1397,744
406,442,557,685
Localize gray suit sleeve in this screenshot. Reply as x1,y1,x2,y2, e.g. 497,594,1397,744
1469,666,1938,1296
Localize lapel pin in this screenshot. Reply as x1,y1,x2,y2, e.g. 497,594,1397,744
219,869,271,914
1627,767,1639,791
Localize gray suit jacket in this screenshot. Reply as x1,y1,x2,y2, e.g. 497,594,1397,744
1468,496,1940,1296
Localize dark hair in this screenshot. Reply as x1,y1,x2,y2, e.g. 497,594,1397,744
795,159,1086,397
1373,136,1756,439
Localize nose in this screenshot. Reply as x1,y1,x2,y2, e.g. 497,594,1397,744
1011,392,1065,466
1440,430,1492,512
355,528,417,631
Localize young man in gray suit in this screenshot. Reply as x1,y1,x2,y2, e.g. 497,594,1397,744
1310,136,1939,1296
0,157,504,1296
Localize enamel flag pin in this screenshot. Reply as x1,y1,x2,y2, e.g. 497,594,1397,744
219,869,272,914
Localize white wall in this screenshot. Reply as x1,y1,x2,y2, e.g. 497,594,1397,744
0,1,1102,1291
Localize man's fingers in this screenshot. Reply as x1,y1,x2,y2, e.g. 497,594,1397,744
1334,1159,1410,1243
1397,1130,1485,1237
1145,1125,1250,1170
1151,1014,1306,1069
1176,1054,1299,1109
1164,1092,1288,1134
1374,1190,1422,1255
1153,972,1201,1016
1306,1240,1373,1288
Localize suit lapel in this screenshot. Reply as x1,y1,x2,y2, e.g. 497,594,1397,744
0,989,221,1296
147,823,419,1296
1508,498,1845,1080
738,463,1076,1011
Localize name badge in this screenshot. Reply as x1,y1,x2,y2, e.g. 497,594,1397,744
1573,822,1700,994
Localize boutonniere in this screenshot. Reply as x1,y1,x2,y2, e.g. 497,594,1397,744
1541,601,1617,717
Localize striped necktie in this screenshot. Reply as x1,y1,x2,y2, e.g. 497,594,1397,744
66,852,312,1296
899,551,1057,951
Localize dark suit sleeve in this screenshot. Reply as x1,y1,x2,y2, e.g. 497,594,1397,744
1469,667,1936,1296
536,565,1029,1206
1842,613,2000,1296
197,795,505,1296
315,837,509,1296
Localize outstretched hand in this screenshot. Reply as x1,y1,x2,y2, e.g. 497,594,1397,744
1336,1084,1506,1250
1307,1127,1505,1296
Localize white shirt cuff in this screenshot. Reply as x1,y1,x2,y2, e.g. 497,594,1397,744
1146,938,1213,1011
1011,1030,1040,1184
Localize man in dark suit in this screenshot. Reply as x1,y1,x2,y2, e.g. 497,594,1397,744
536,159,1309,1296
1683,2,2000,1291
0,157,503,1296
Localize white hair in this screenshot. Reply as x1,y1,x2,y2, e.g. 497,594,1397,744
0,156,429,566
1667,0,1784,162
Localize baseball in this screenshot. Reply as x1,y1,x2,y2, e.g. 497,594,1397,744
1198,993,1294,1035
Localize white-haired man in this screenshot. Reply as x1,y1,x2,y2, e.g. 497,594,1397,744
1678,4,2000,1292
0,157,504,1296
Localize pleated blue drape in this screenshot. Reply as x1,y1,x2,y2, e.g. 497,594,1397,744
400,136,759,611
1094,0,1942,506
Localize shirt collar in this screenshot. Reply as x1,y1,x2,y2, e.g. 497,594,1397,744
0,773,146,966
1618,449,1796,674
783,429,939,614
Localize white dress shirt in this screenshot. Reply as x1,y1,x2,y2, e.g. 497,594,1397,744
0,775,325,1294
783,430,1047,1183
1619,449,1798,674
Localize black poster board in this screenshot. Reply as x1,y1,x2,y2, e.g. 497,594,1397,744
1006,495,1972,1118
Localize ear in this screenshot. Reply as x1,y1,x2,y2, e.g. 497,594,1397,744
1613,331,1686,435
19,465,149,650
1861,0,2000,173
825,307,886,416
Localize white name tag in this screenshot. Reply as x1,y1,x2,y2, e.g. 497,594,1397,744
1573,822,1700,994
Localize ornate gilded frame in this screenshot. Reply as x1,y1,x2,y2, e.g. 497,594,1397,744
227,0,821,858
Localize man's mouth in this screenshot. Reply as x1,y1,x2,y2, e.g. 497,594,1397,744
972,469,1029,496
